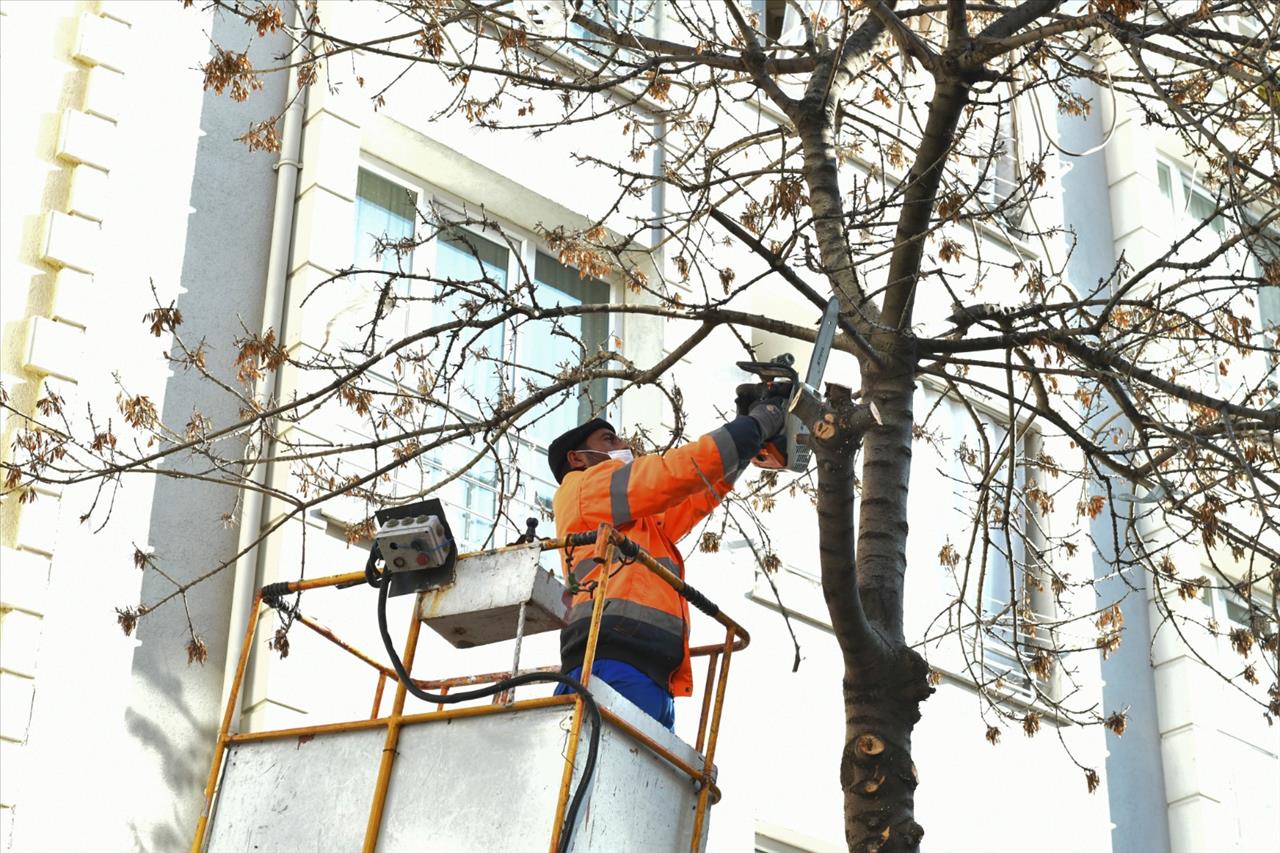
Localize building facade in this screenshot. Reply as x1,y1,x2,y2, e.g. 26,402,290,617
0,2,1273,852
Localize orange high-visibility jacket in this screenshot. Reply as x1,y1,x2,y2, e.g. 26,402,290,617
554,417,762,696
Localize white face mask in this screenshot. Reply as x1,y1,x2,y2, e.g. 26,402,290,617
580,448,634,465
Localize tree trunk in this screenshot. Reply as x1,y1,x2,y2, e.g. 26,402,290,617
796,62,970,853
842,368,933,853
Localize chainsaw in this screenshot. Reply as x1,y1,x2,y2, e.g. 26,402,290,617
737,297,841,473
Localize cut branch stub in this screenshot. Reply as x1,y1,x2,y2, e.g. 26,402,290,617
857,733,886,757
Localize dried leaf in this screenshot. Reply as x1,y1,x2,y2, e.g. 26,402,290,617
143,304,183,337
201,47,263,102
187,636,209,666
246,4,284,36
116,607,140,637
1229,627,1255,657
269,626,291,659
118,394,158,430
938,541,960,569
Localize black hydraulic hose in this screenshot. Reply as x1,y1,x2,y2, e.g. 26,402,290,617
367,552,600,853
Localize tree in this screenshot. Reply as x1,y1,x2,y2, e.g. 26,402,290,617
3,1,1277,849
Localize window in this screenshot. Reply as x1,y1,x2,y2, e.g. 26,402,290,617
355,169,417,271
519,251,610,448
353,168,419,340
344,164,615,549
938,391,1052,697
1245,221,1280,334
1157,161,1227,237
433,227,510,412
749,0,831,44
1158,158,1280,386
979,99,1024,229
568,0,658,47
750,0,789,41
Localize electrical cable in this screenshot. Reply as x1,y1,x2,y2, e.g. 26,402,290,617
1027,56,1118,159
364,548,601,853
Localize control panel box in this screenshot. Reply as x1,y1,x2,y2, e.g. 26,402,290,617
376,514,451,572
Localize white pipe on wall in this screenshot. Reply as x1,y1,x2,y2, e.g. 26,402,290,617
216,13,308,728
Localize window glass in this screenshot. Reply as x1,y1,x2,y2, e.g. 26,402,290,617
1224,594,1252,631
352,169,418,343
751,0,788,40
434,229,510,411
355,169,417,271
1246,221,1280,330
568,1,657,56
990,107,1018,205
1259,279,1280,332
345,172,619,547
517,251,610,448
1181,174,1226,235
1157,161,1174,209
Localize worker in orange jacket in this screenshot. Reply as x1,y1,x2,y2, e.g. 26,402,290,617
546,388,787,728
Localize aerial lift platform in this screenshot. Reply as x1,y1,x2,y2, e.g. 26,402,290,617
190,523,749,852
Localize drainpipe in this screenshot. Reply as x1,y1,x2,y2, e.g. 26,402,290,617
217,13,307,728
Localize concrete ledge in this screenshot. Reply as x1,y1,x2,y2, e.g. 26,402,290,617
57,109,117,171
0,672,35,742
72,11,131,73
291,185,357,277
51,269,94,329
0,548,52,617
0,610,44,677
298,111,361,202
96,0,136,25
67,165,110,222
41,212,101,273
83,66,125,122
0,739,26,807
24,317,85,383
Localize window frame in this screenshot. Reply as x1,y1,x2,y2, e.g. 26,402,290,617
355,156,621,428
1155,155,1280,394
350,157,622,547
929,384,1056,701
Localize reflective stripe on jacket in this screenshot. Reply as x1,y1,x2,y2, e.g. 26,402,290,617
554,416,761,696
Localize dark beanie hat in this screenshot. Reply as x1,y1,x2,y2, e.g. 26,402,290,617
547,418,614,484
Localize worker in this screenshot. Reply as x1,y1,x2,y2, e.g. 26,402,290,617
546,386,788,728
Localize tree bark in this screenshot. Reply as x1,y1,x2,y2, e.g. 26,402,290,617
795,71,971,851
844,367,933,853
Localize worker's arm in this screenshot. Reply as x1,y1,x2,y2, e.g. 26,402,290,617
570,416,764,528
659,474,736,543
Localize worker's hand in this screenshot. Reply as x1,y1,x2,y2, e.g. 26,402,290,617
747,397,787,444
735,382,767,416
736,382,792,416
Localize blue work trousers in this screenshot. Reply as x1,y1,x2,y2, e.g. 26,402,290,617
554,659,675,730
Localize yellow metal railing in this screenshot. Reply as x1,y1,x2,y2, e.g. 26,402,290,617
191,523,749,853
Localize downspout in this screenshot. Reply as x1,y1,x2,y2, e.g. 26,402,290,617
217,13,307,728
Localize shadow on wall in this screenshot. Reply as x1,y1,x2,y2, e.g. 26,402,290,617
121,10,289,850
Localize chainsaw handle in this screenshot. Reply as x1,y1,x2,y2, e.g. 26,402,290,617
736,360,799,384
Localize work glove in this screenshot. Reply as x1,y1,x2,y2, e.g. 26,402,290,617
735,381,792,416
747,397,787,444
735,382,766,416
